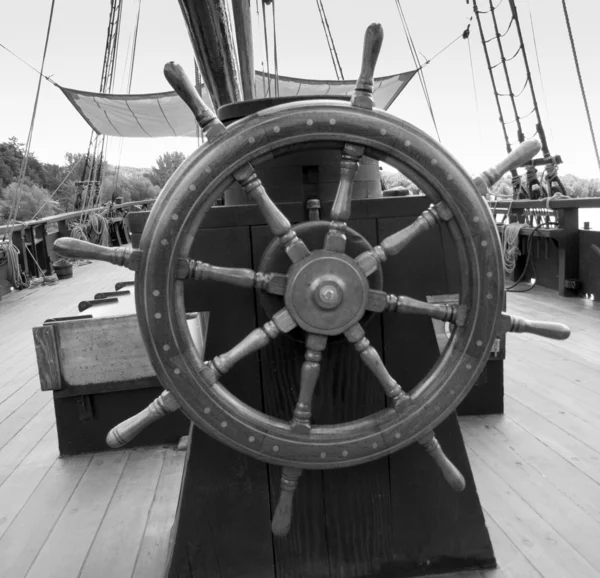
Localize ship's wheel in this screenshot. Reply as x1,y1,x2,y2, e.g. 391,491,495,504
55,23,570,536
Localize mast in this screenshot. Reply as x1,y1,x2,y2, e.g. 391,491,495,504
231,0,255,100
177,0,242,108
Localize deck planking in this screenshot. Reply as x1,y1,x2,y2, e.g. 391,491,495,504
0,263,599,577
0,261,185,578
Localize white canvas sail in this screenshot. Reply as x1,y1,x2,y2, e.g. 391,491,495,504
60,70,417,138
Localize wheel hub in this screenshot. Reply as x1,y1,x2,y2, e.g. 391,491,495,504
285,249,369,335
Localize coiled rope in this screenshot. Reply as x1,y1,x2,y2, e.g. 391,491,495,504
502,221,527,274
0,241,29,289
69,212,109,245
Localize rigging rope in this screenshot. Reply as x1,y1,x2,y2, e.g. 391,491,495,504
394,0,441,142
527,0,554,144
29,156,85,221
560,0,600,174
0,41,58,86
502,221,526,274
0,241,28,289
113,0,142,192
315,0,344,80
272,0,280,95
261,0,272,97
466,31,484,148
3,0,57,242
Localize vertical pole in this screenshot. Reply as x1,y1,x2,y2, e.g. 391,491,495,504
232,0,255,100
177,0,241,108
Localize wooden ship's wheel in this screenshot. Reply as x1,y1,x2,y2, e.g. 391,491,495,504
55,24,569,540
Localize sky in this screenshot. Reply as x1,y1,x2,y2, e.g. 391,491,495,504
1,0,599,179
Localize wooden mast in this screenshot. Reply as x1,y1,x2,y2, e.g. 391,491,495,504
177,0,242,108
231,0,255,100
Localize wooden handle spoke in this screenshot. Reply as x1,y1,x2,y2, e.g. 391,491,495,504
324,144,365,253
176,258,286,295
272,467,303,537
164,62,227,142
351,23,384,110
106,391,180,448
54,238,142,271
419,431,466,491
233,164,310,263
209,308,297,379
499,313,570,340
366,290,465,326
344,324,410,408
474,140,541,195
291,334,328,433
354,203,451,276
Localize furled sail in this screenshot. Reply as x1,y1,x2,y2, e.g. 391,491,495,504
59,70,417,138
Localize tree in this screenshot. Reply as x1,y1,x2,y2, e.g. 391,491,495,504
0,181,60,221
145,151,186,189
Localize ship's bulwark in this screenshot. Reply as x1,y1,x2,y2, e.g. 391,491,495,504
58,70,417,138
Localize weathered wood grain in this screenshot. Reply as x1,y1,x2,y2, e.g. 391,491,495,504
33,325,62,391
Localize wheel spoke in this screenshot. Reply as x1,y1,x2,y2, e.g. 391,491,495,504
498,313,570,340
272,467,303,537
291,333,328,433
366,290,465,326
324,143,364,253
176,258,286,295
344,324,410,408
203,308,297,382
355,202,452,276
233,164,310,263
418,431,466,492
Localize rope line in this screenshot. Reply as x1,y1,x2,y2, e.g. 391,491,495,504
467,34,484,148
561,0,600,174
261,0,271,97
502,221,526,274
315,0,344,80
527,0,554,144
0,241,28,289
394,0,441,141
272,0,280,95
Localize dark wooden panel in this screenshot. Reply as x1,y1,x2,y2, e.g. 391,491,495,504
251,218,394,578
378,217,496,573
168,225,275,578
53,387,189,455
251,224,330,578
579,230,600,296
458,360,504,416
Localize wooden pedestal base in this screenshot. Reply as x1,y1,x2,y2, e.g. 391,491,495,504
167,413,495,578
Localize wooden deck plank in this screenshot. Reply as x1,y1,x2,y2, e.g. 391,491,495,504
0,452,92,578
79,448,166,578
506,378,600,456
0,372,40,420
504,396,600,483
0,428,58,540
470,410,600,527
463,418,600,571
0,390,51,451
482,514,542,578
466,450,600,577
132,449,186,578
25,451,130,578
0,404,55,486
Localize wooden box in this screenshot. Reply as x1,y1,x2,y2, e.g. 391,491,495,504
34,309,207,455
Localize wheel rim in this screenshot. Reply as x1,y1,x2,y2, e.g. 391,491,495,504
135,99,503,469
